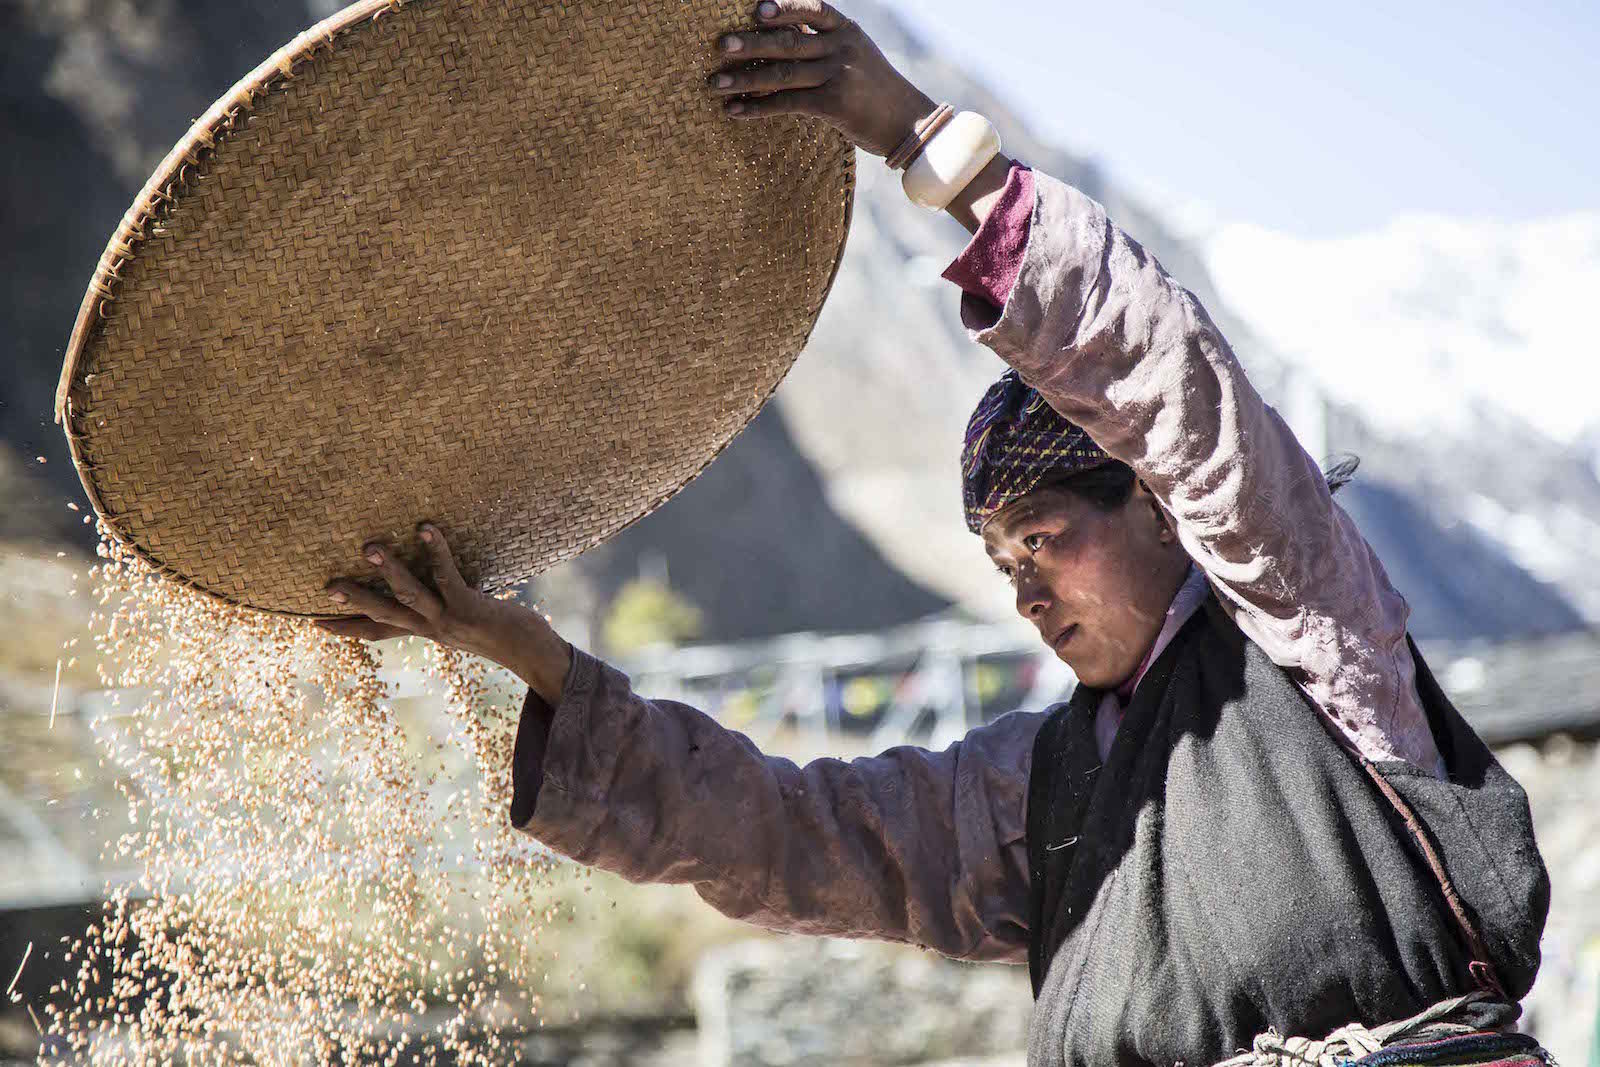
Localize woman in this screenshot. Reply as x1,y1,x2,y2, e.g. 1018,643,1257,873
318,3,1551,1062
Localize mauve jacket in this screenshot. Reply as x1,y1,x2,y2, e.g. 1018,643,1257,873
508,165,1446,965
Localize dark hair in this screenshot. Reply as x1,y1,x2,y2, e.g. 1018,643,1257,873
1045,452,1358,513
1042,460,1138,512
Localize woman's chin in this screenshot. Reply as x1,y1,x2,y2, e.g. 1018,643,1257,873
1048,629,1133,688
1064,651,1136,691
1057,649,1102,686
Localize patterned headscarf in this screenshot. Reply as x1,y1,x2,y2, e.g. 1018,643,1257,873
961,370,1112,533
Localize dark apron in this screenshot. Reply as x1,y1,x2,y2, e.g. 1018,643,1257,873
1024,597,1549,1066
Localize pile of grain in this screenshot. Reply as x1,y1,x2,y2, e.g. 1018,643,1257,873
43,530,564,1064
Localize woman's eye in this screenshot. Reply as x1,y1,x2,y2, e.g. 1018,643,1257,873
1024,532,1051,551
994,563,1016,584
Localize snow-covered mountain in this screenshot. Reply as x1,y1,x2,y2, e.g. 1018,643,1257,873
1206,214,1600,458
1203,214,1600,621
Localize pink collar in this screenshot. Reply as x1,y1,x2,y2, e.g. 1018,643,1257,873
1114,563,1209,706
1094,564,1210,762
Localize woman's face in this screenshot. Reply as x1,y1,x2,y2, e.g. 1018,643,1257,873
982,482,1190,689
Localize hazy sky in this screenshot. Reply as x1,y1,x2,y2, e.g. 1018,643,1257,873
900,0,1598,237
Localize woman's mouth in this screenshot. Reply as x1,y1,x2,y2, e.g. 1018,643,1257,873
1050,624,1078,652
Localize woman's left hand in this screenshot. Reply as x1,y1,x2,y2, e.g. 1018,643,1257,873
708,0,935,159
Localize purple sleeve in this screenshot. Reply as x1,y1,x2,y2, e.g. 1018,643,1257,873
941,164,1036,317
510,648,1041,963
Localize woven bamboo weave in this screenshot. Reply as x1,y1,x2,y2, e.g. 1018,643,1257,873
55,0,854,617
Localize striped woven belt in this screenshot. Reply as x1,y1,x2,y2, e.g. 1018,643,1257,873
1211,992,1555,1067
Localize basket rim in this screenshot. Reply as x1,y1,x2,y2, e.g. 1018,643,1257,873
54,0,857,620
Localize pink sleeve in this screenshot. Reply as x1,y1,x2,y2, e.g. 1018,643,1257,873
941,164,1035,313
511,649,1041,963
960,169,1446,776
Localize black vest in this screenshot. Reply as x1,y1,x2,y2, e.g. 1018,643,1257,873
1024,598,1549,1066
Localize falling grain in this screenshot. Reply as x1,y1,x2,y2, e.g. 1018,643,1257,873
47,533,569,1063
49,660,62,729
6,941,30,996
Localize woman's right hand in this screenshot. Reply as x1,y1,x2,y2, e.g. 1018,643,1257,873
708,1,1014,232
708,0,936,159
317,523,573,707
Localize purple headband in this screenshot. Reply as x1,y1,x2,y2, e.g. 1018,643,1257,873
960,370,1111,533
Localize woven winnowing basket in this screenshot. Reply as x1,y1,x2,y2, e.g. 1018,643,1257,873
55,0,854,617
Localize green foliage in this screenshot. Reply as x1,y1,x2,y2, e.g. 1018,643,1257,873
601,578,704,655
841,675,892,718
973,662,1010,704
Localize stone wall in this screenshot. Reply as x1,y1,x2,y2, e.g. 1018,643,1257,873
1503,737,1600,1066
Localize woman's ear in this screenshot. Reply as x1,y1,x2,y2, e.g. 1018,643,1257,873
1155,502,1179,545
1137,480,1179,545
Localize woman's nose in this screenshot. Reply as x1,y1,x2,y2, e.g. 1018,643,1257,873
1014,565,1051,619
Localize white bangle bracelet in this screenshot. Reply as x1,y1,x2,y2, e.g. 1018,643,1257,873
901,111,1002,212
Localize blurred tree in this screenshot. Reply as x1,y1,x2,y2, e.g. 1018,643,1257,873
601,578,704,655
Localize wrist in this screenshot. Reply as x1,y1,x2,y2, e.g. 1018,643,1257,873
945,153,1015,234
893,104,1004,219
502,616,572,706
881,89,938,161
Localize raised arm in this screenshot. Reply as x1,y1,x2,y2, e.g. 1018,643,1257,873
953,172,1442,772
713,1,1442,772
513,648,1040,963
